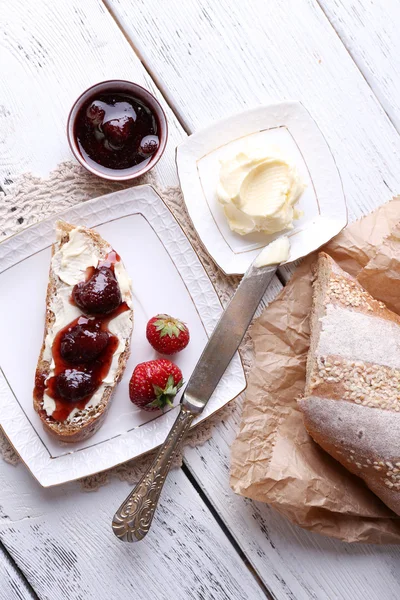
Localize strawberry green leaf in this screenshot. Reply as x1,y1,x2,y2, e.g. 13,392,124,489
152,316,187,339
149,375,184,409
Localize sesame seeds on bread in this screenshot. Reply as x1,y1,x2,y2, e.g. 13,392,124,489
299,252,400,516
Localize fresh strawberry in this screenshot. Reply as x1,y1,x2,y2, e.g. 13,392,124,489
129,359,184,411
146,314,190,355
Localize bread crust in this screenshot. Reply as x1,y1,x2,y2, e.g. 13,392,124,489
300,252,400,516
33,221,133,443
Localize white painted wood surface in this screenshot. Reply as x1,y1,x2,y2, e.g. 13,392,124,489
0,543,36,600
107,0,400,221
1,0,400,599
319,0,400,133
106,0,400,597
0,1,278,598
184,410,400,600
108,0,400,284
0,0,183,188
0,460,266,600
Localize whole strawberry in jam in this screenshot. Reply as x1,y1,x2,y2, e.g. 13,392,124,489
60,320,109,364
139,135,159,156
102,115,135,149
146,314,190,355
56,369,96,401
129,359,183,411
86,100,106,126
73,266,121,315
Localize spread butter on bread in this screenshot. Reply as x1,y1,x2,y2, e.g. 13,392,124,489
299,252,400,516
33,221,133,443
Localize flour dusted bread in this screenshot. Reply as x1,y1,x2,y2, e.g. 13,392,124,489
299,252,400,516
33,221,133,443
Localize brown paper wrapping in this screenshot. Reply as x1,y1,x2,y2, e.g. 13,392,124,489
230,198,400,543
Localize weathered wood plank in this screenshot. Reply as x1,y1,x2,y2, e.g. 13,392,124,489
3,0,400,598
0,460,266,600
106,0,400,597
0,0,283,291
184,409,400,600
319,0,400,132
0,1,273,599
107,0,400,219
0,0,184,188
107,0,400,284
0,543,36,600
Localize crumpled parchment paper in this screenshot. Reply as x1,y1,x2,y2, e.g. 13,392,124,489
230,197,400,543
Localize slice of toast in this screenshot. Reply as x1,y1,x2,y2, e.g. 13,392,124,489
33,221,133,443
299,252,400,515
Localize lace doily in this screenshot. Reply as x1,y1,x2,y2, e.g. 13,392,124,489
0,162,252,491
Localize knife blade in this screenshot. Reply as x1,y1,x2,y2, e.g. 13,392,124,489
182,261,277,413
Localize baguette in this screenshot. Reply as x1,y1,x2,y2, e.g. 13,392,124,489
33,221,133,443
299,252,400,515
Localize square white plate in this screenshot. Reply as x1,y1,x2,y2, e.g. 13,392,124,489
176,102,347,274
0,185,246,487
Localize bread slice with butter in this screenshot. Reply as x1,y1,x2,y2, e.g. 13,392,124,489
33,221,133,443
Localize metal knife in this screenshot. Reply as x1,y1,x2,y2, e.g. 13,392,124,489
112,252,279,542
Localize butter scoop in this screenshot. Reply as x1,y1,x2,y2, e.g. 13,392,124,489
217,147,304,236
254,236,290,267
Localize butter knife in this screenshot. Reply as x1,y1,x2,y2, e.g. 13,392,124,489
112,252,279,542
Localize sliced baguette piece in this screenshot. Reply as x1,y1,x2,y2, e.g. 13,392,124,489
33,221,133,443
299,252,400,516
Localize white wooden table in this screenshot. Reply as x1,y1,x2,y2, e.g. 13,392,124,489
1,1,400,598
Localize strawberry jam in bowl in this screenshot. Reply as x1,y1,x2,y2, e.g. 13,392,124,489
67,80,168,181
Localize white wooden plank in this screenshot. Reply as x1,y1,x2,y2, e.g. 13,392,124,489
106,0,400,223
0,1,276,599
0,0,185,188
0,460,266,600
318,0,400,133
0,0,281,295
0,544,36,600
4,0,398,597
105,0,400,597
184,408,400,600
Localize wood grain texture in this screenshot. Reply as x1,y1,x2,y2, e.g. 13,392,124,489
184,406,400,600
2,0,400,599
0,0,283,305
0,543,37,600
0,0,184,188
319,0,400,132
0,460,266,600
0,1,281,599
105,0,400,597
107,0,400,283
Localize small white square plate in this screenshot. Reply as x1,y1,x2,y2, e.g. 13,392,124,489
0,186,246,487
176,102,347,274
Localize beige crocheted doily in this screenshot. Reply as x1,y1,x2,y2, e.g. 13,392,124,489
0,162,252,491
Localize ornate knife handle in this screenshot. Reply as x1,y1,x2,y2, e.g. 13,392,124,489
112,405,195,542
